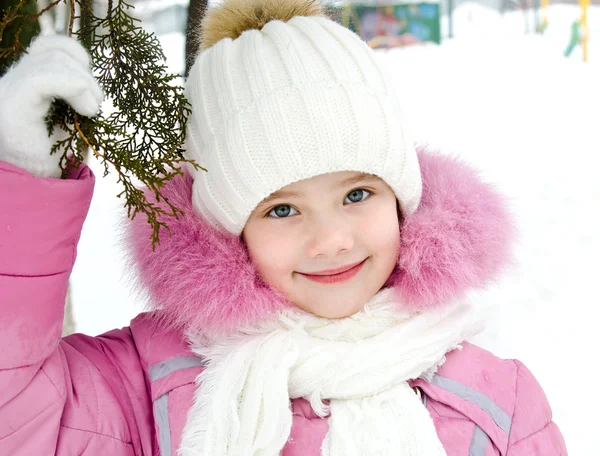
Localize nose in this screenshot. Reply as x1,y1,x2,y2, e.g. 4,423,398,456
306,213,354,258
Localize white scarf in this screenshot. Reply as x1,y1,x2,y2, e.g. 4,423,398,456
179,288,484,456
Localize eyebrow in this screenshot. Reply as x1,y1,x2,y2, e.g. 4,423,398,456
339,173,381,187
258,189,303,208
257,173,380,208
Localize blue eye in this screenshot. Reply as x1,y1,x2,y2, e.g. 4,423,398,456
344,189,371,204
268,205,299,218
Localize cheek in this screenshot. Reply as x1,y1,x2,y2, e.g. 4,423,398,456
365,202,401,263
245,228,299,288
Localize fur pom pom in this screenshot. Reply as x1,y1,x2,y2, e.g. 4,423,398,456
386,149,516,309
199,0,323,50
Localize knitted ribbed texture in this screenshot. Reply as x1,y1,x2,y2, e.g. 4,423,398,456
184,15,422,234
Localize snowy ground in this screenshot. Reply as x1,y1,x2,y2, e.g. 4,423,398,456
70,4,599,453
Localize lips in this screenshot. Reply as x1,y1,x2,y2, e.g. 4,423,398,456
298,259,367,284
303,260,365,276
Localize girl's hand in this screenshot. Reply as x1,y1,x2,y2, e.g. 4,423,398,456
0,35,103,178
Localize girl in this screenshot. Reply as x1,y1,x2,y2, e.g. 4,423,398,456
0,0,567,454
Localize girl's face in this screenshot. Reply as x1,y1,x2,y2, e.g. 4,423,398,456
243,171,401,319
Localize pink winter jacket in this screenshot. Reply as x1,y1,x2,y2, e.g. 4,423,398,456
0,159,567,455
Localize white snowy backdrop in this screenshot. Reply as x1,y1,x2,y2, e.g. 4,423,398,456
70,4,599,454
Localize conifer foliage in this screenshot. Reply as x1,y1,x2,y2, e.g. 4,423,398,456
1,0,201,247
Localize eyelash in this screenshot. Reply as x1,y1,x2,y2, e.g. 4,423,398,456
265,188,373,219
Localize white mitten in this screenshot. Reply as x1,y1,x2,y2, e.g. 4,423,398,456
0,35,104,178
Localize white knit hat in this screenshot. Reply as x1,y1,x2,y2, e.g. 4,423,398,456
184,1,422,235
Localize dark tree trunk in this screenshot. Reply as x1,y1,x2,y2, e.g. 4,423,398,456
0,0,41,76
184,0,207,78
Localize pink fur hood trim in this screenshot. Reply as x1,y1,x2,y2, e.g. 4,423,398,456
126,147,515,333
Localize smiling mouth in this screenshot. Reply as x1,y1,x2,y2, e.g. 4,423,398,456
298,259,367,284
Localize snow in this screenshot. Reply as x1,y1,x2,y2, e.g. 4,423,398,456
70,4,598,453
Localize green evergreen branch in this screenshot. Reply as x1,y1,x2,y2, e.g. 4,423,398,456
72,0,202,248
2,0,203,248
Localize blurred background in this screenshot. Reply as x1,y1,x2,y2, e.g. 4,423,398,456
2,0,597,453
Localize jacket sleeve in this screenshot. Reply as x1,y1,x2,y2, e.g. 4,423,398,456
0,161,152,455
506,360,568,455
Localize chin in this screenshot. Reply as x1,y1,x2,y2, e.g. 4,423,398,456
288,286,375,318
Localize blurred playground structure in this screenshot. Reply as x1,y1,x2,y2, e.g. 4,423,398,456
335,2,442,47
552,0,591,60
125,0,599,64
334,0,596,61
